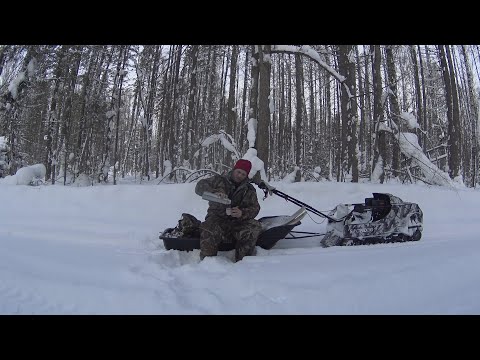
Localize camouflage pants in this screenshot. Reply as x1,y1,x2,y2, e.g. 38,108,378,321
199,216,263,262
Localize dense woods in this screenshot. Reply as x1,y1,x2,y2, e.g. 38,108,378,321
1,45,479,187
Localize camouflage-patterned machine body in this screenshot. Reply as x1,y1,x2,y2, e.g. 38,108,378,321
321,193,423,247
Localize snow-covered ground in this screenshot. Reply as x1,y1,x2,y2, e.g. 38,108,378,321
1,178,479,314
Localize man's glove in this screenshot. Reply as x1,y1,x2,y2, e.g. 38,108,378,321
257,180,275,197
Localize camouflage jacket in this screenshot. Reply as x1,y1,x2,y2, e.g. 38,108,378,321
195,171,260,221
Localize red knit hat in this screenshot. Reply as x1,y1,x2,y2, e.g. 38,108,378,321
233,159,252,174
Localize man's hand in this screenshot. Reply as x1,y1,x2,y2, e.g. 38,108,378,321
230,207,242,218
258,180,275,195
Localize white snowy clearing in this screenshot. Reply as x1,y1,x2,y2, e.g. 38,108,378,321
1,178,479,314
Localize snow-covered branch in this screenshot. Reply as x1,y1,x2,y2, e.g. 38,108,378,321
194,131,241,160
1,57,37,111
271,45,353,99
398,132,455,187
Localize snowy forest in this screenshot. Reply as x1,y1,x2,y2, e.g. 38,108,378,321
0,45,478,188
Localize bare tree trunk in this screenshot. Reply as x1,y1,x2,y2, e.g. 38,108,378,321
372,45,386,183
157,46,174,177
100,46,125,183
356,45,366,174
74,46,96,179
143,45,160,181
287,56,293,174
226,45,238,164
424,46,435,152
205,46,218,170
169,45,182,172
308,61,316,169
239,49,249,155
447,45,462,180
385,45,401,176
294,53,304,180
337,45,359,182
45,45,68,182
113,46,129,185
218,46,229,131
277,56,285,175
184,45,199,167
248,45,259,151
438,45,462,179
255,45,271,178
61,46,82,185
410,46,424,149
461,45,479,187
348,48,359,183
452,47,470,184
338,48,348,181
417,45,428,152
123,85,139,177
363,46,373,170
195,47,212,170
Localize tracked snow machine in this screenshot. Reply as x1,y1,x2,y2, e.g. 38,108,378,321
159,181,423,251
319,192,423,247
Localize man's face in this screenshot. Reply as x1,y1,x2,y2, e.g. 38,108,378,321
232,168,248,183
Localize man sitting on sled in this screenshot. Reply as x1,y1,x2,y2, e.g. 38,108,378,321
194,159,262,262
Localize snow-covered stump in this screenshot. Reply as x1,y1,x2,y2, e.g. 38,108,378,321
243,148,267,180
8,164,47,185
73,173,92,187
